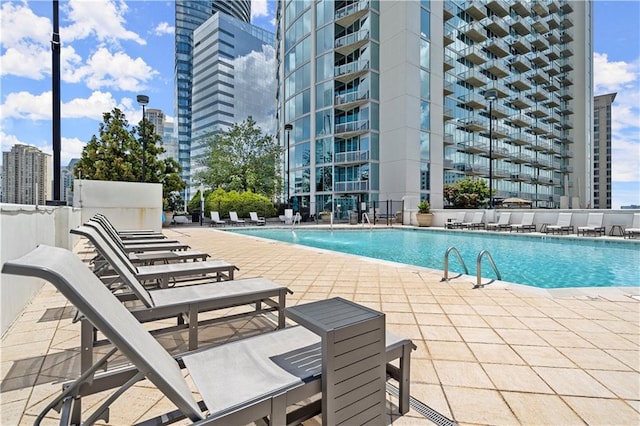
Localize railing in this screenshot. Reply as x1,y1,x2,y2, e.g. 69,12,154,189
334,180,369,192
335,59,369,77
334,150,369,164
335,90,369,105
475,250,502,288
335,0,369,20
335,119,369,134
335,29,369,49
441,247,469,282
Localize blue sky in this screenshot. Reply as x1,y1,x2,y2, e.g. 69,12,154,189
1,0,638,208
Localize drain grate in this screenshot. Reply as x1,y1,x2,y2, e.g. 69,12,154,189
386,383,458,426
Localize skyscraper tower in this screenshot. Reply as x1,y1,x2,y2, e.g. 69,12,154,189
174,0,251,199
593,92,615,209
275,0,592,215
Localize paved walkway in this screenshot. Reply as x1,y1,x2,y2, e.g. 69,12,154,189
1,226,639,425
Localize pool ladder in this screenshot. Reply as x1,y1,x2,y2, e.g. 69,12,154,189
441,247,502,288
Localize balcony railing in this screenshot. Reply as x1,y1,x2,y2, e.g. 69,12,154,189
335,59,369,77
334,180,369,192
334,150,370,164
335,0,369,20
335,29,370,50
335,90,369,106
335,119,369,134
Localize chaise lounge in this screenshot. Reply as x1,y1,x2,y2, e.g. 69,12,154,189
2,246,416,426
623,213,640,239
486,212,511,231
577,212,605,237
510,212,537,233
547,212,574,235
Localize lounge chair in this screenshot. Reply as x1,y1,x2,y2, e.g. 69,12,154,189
87,219,191,253
510,212,536,233
623,213,640,239
229,211,245,225
2,246,416,425
462,211,485,229
93,213,165,239
283,208,294,225
209,211,226,226
249,211,266,225
547,212,574,235
446,212,467,229
72,225,238,288
577,213,605,237
486,212,511,231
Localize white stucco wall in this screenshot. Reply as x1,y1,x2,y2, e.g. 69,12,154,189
73,179,163,231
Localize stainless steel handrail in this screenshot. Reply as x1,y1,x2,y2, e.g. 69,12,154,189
441,247,469,281
475,249,502,288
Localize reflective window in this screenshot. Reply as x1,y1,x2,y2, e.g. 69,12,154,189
285,37,310,73
316,81,334,109
316,110,333,136
316,0,333,27
316,52,334,82
420,7,430,39
420,39,430,69
316,24,334,55
315,137,333,164
420,101,430,130
420,70,430,99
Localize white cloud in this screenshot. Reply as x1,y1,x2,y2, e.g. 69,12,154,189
40,137,88,167
0,131,27,153
153,22,174,36
0,2,51,47
251,0,269,19
69,47,159,91
0,90,122,121
593,52,638,93
0,46,51,79
62,0,145,46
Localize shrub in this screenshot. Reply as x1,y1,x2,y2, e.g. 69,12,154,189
417,200,431,213
204,189,276,218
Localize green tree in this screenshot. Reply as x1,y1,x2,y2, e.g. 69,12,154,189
444,177,490,208
74,107,185,198
194,117,283,198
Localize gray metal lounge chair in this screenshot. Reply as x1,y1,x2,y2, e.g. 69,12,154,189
547,212,574,235
73,225,237,288
445,212,467,229
209,211,226,226
93,214,166,240
577,213,605,236
2,246,416,425
624,213,640,239
462,211,485,229
249,211,266,225
486,212,511,231
87,219,190,253
510,212,536,233
89,217,184,246
229,211,245,225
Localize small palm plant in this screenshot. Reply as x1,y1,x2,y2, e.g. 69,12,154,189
417,200,431,214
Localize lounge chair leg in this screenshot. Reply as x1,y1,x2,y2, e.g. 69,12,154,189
270,392,287,426
278,291,286,329
398,343,412,415
188,306,198,351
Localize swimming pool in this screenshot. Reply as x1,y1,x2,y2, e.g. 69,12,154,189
228,228,640,289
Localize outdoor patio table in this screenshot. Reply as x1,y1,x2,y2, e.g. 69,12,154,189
286,298,386,425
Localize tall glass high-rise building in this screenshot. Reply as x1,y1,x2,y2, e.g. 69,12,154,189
275,0,592,216
190,13,276,193
174,0,251,199
592,92,615,209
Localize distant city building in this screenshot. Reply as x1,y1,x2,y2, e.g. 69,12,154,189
145,108,165,138
275,0,592,213
161,117,179,161
61,158,80,204
2,144,52,205
190,11,276,194
174,0,251,199
593,92,615,209
620,205,640,209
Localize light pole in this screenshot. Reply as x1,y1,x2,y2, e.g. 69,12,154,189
137,94,149,182
484,89,497,208
284,123,293,208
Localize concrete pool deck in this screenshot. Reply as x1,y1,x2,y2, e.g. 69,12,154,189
1,225,639,425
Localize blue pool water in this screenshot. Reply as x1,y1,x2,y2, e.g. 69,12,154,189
229,228,640,289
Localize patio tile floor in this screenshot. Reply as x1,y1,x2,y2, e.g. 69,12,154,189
1,226,639,425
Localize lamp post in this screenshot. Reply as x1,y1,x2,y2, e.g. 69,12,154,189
484,89,498,208
284,123,293,208
137,94,149,182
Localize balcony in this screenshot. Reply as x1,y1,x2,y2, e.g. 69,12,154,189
545,29,561,45
443,80,455,95
334,180,369,192
559,59,573,72
487,0,510,17
483,16,509,37
464,2,487,21
507,74,532,91
460,69,488,87
443,1,457,20
334,90,370,111
485,60,509,78
488,104,510,119
335,29,370,55
335,119,369,136
510,113,534,127
530,54,549,68
458,117,487,132
529,86,549,102
545,62,561,77
558,75,573,86
457,141,488,154
444,51,456,71
544,112,561,124
561,15,574,28
545,78,560,92
532,1,548,16
560,120,574,130
466,164,489,176
530,121,550,135
532,20,548,35
560,46,574,57
511,19,531,36
443,132,454,145
546,15,560,29
444,28,456,46
527,34,547,51
489,146,511,159
334,149,369,164
529,69,549,85
490,124,510,139
458,92,486,110
334,59,370,83
558,102,573,115
530,104,549,118
335,0,369,27
509,95,532,110
510,56,532,73
443,104,455,121
463,22,487,43
486,38,510,58
545,93,561,108
509,131,534,146
508,152,534,164
561,150,574,158
511,1,530,17
461,46,488,65
508,36,531,54
547,45,561,61
558,88,573,101
560,29,574,43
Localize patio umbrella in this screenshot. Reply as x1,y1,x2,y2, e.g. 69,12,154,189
500,198,533,208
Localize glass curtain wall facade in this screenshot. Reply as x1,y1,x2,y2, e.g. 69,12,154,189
174,0,251,199
276,0,591,213
592,92,615,209
190,13,276,192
